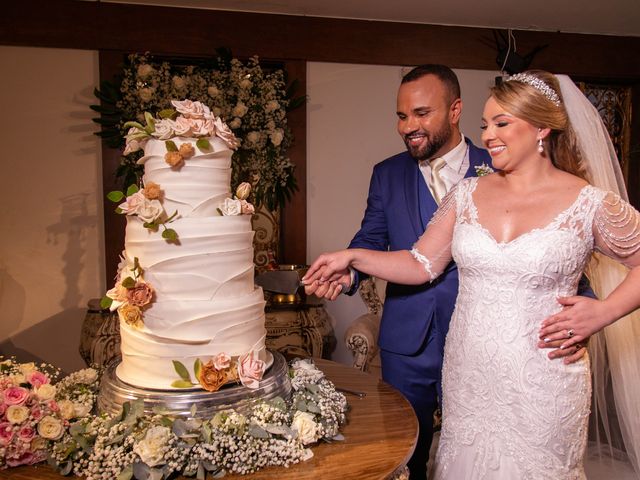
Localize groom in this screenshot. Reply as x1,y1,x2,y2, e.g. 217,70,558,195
306,65,587,479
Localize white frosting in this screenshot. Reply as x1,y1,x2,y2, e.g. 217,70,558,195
116,136,267,389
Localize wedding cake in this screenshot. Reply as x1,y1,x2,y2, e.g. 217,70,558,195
104,100,268,391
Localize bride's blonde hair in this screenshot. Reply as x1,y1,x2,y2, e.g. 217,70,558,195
490,70,589,181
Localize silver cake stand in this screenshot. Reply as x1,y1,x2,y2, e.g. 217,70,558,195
97,350,291,418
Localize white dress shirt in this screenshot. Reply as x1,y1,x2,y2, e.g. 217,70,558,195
418,134,469,195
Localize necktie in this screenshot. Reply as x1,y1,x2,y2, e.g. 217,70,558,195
428,157,447,204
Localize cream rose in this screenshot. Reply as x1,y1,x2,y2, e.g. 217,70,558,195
220,198,242,216
265,100,280,113
138,87,155,103
270,128,284,147
119,304,143,329
18,362,36,375
77,368,98,384
135,198,164,223
137,64,154,79
58,399,76,420
37,415,64,440
73,402,91,418
6,405,29,424
232,101,248,118
133,425,171,467
34,384,56,401
229,117,242,129
235,182,251,201
119,191,146,215
239,78,253,90
207,86,220,97
291,411,319,445
237,351,265,389
246,131,261,145
172,75,186,91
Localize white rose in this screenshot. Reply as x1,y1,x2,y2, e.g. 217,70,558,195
172,75,186,90
6,405,30,424
239,78,253,89
58,399,76,420
37,415,64,440
246,131,261,144
34,384,56,401
138,87,155,103
270,129,284,147
18,363,36,375
135,198,164,223
265,100,280,113
137,64,154,79
220,198,242,216
133,426,171,467
232,101,248,118
151,119,175,140
73,402,91,419
207,86,220,97
77,368,98,384
291,411,318,445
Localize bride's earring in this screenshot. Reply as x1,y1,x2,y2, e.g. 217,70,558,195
538,138,544,154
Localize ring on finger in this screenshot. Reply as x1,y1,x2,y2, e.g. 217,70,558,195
567,329,575,338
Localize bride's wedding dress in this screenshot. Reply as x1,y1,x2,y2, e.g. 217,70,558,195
429,177,638,480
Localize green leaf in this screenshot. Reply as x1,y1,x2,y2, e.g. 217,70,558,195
172,360,192,382
162,228,178,242
194,358,202,380
133,257,140,271
190,403,198,418
196,138,211,150
122,121,145,130
165,140,178,152
126,184,139,196
158,108,177,120
171,380,195,389
100,296,113,309
107,190,125,202
116,464,133,480
121,277,135,288
144,112,156,131
248,424,270,439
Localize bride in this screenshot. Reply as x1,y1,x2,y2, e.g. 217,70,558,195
303,71,640,479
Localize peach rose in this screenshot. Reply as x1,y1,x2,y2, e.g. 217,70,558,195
240,200,255,215
237,351,265,389
179,143,195,159
164,151,184,168
119,304,143,329
126,282,154,307
143,182,162,200
197,360,228,392
137,64,154,79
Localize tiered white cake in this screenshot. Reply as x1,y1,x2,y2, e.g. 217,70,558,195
106,101,268,390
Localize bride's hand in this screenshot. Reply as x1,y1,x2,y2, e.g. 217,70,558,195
303,250,354,286
538,296,615,350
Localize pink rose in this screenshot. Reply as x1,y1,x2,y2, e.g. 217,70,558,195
126,282,154,307
171,99,211,119
17,425,35,443
26,371,49,389
240,200,255,215
213,352,231,370
237,351,265,389
3,386,29,406
172,116,192,137
151,118,175,140
214,117,240,150
0,422,14,445
46,399,59,413
119,191,146,215
30,404,43,421
0,403,6,416
190,118,214,137
6,450,45,467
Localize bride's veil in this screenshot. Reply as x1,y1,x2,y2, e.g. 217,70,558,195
557,74,640,475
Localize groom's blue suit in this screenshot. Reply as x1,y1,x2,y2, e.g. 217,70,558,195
348,138,491,477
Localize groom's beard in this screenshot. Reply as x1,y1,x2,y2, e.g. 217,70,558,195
403,122,452,161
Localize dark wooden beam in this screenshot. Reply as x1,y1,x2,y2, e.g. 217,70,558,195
4,0,640,79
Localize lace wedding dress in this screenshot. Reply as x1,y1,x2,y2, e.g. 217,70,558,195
414,177,640,480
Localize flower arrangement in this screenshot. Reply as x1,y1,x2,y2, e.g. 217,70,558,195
48,358,347,479
0,358,98,469
474,163,495,176
171,350,266,392
102,256,153,325
93,51,302,210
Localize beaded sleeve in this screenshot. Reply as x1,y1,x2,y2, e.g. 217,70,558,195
410,247,436,279
593,191,640,263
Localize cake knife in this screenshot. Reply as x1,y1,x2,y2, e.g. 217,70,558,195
255,270,306,294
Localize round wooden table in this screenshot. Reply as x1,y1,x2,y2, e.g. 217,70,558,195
0,359,418,480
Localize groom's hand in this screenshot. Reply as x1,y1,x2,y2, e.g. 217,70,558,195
303,266,351,301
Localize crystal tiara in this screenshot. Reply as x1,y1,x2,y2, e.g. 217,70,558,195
505,73,561,106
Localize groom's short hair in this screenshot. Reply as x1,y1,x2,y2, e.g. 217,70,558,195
401,64,461,105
